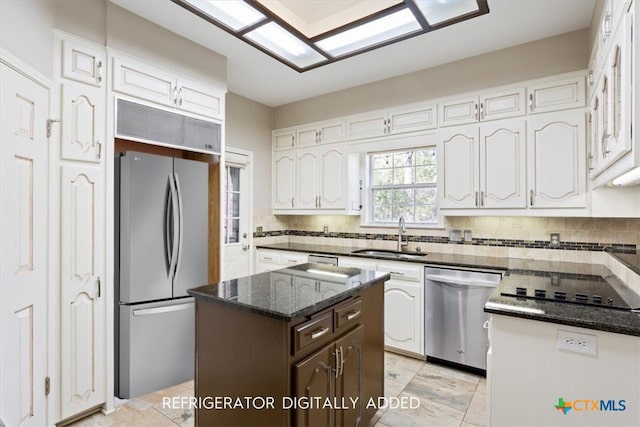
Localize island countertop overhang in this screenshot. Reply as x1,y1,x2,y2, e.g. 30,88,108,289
187,262,390,321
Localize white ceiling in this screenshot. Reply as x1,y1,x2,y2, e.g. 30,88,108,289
111,0,596,107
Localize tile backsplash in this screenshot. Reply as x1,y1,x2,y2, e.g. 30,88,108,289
255,214,640,251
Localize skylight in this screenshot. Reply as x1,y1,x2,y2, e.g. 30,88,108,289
172,0,490,72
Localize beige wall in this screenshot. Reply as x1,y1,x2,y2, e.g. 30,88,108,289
225,93,274,215
274,29,590,128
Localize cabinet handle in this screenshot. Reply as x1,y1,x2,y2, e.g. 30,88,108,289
173,86,178,105
530,189,534,206
96,139,102,159
389,271,404,276
475,191,479,207
96,61,103,83
319,196,321,208
310,327,330,340
334,348,340,378
601,133,611,158
97,277,101,298
346,310,361,321
263,257,273,260
529,94,534,111
480,191,484,207
588,154,594,171
339,345,345,376
291,198,294,208
382,119,387,134
387,118,391,133
178,88,183,106
291,135,294,147
474,103,479,120
588,69,594,87
480,102,484,120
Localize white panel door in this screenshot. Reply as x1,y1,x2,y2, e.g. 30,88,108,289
383,281,423,355
272,151,295,209
61,83,104,162
61,38,105,87
319,143,346,209
112,57,175,107
176,76,223,120
296,149,319,209
527,111,587,208
60,166,105,418
439,125,479,209
389,103,437,134
438,96,478,127
346,112,387,140
273,128,296,151
480,87,526,121
0,63,49,427
479,119,527,208
527,74,586,114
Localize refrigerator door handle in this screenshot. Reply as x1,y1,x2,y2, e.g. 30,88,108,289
173,171,185,282
168,173,180,282
165,179,173,278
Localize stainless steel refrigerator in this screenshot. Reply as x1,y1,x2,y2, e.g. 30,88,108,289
115,151,208,399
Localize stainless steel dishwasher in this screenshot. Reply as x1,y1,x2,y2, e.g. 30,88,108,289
424,266,503,372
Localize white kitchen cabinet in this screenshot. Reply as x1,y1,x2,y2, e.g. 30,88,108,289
439,88,525,127
256,249,309,273
295,143,348,210
59,165,106,419
526,73,586,114
440,119,526,210
338,257,377,270
61,82,104,162
376,260,424,356
488,315,640,427
112,55,224,120
296,120,345,147
346,102,437,140
272,150,296,209
527,111,587,208
62,38,105,87
273,128,296,151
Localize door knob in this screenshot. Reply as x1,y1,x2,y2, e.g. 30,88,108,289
242,244,250,251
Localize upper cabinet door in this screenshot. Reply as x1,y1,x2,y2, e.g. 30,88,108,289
388,103,437,134
479,119,527,208
61,83,104,163
319,143,346,210
296,125,320,148
346,111,387,140
112,57,176,108
176,76,224,120
527,111,586,208
439,96,478,127
318,120,345,144
527,74,586,114
479,88,526,122
296,149,319,209
439,125,479,208
272,151,296,209
62,39,106,87
273,128,296,151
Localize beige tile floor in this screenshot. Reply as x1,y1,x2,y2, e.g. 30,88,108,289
70,352,486,427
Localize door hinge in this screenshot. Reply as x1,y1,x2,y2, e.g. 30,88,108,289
46,119,60,138
97,277,101,298
45,377,50,396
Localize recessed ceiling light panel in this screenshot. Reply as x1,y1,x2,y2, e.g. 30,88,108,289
183,0,265,31
245,22,327,68
414,0,480,26
315,8,422,57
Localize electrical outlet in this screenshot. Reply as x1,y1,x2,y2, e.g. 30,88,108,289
323,225,329,234
557,330,597,356
550,233,560,246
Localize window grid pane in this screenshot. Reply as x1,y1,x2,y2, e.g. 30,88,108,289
370,147,437,224
224,166,241,244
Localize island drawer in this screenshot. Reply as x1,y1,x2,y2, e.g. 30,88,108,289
334,298,362,333
293,312,333,354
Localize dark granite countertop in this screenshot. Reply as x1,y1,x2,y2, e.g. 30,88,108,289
256,242,640,337
606,249,640,275
188,263,389,321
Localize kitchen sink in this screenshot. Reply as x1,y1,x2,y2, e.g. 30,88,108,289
351,249,427,260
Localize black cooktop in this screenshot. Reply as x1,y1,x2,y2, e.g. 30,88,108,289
500,270,640,311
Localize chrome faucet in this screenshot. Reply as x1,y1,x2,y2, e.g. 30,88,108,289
397,216,408,252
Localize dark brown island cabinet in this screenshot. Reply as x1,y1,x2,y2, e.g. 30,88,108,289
187,263,389,427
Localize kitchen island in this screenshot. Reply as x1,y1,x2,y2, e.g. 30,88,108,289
187,263,389,427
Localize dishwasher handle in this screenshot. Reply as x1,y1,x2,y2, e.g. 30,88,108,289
424,275,499,288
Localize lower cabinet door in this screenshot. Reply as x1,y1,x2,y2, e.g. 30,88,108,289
294,343,334,427
384,280,423,355
335,326,364,427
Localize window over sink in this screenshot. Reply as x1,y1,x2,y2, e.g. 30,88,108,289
367,146,438,226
